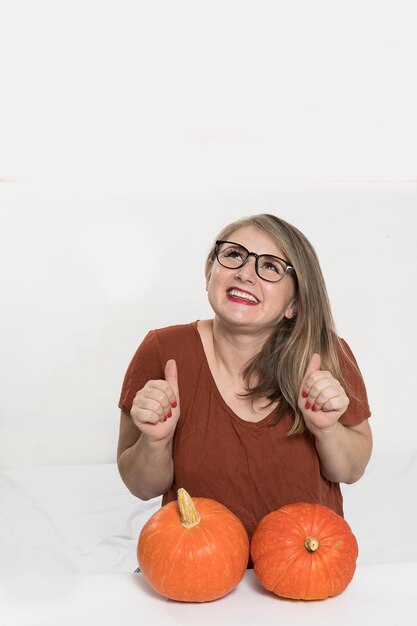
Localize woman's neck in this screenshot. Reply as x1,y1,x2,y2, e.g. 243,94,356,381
197,318,278,420
206,318,270,378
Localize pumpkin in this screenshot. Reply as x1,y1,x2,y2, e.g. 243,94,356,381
250,502,358,600
137,488,249,602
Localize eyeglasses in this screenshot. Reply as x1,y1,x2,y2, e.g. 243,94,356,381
215,240,294,283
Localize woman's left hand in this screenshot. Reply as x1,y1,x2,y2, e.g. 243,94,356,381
298,353,349,434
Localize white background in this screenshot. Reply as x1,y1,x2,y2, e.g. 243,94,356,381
1,1,416,469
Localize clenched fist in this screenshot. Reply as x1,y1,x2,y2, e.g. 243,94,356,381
298,353,349,434
130,359,180,442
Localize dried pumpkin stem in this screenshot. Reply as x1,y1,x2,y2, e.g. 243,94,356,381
304,536,319,552
177,488,201,529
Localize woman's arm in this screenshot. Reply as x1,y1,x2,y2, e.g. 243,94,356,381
299,353,372,483
117,411,175,500
311,419,372,483
117,359,180,500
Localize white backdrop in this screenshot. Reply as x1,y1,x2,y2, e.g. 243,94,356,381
1,1,417,469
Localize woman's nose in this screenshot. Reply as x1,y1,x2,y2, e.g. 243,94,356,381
235,258,257,282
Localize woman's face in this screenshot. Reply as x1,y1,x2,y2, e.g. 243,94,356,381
205,225,297,335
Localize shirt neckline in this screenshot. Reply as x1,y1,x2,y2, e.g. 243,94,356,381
191,320,277,429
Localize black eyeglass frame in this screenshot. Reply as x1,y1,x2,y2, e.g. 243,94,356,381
215,240,294,283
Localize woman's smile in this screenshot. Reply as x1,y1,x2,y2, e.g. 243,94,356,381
226,287,260,306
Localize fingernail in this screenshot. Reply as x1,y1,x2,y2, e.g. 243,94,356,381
302,391,308,398
171,402,177,408
163,416,168,422
167,411,172,418
312,405,317,412
305,402,311,409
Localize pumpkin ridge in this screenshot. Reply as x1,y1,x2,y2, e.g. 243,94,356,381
298,549,315,599
273,548,316,599
306,550,335,600
192,524,221,557
169,525,196,562
254,546,303,593
314,541,357,597
315,524,358,556
311,548,339,598
253,525,303,562
253,555,287,592
271,559,297,595
279,505,316,538
200,521,248,569
314,517,347,539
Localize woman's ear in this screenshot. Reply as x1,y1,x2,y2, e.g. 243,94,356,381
205,260,213,291
284,299,298,320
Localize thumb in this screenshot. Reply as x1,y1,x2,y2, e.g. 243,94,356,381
164,359,179,399
305,353,321,377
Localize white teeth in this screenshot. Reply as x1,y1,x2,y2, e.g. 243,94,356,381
228,289,259,303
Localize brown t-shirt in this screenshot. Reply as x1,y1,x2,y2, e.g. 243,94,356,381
118,321,371,540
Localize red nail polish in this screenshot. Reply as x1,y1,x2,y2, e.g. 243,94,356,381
163,416,168,422
305,402,311,409
302,391,308,398
312,405,317,412
167,411,172,418
171,402,177,408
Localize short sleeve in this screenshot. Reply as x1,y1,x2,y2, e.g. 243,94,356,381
118,330,165,414
337,338,371,427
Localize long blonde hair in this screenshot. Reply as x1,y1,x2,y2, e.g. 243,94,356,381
207,213,345,435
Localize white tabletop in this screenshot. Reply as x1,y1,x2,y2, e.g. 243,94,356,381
2,561,416,626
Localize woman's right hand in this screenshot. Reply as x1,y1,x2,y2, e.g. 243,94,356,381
130,359,180,442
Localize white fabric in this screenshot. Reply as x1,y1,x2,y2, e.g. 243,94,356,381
1,450,417,625
2,564,417,626
0,464,161,577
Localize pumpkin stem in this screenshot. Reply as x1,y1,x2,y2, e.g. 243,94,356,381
304,536,319,552
177,488,201,529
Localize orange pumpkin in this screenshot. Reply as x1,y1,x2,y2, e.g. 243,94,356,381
137,488,249,602
250,502,358,600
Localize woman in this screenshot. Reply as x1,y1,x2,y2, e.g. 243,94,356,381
117,214,372,544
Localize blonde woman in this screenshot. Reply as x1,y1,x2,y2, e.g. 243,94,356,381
117,214,372,552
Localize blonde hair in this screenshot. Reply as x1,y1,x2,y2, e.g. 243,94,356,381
207,213,346,436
